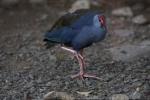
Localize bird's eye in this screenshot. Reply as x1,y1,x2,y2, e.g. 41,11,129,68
98,15,105,27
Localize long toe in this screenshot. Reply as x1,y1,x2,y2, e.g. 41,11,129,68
71,73,80,79
71,73,84,80
83,73,102,80
71,73,101,80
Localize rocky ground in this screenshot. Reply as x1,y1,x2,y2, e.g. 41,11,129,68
0,1,150,100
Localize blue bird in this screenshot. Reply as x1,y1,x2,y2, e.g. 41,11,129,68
44,9,107,79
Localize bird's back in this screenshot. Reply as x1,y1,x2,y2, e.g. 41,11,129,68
44,9,106,49
48,9,100,32
44,10,98,42
70,11,99,29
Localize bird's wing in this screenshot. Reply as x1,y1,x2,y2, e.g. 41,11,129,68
72,26,96,51
48,9,99,32
72,25,106,51
44,27,79,45
48,13,77,32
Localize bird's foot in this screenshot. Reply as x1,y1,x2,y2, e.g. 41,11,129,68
71,73,101,80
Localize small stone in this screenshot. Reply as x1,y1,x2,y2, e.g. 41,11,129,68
69,0,90,13
18,53,24,58
112,7,133,17
111,94,129,100
44,91,74,100
132,15,147,25
46,82,52,86
49,55,57,63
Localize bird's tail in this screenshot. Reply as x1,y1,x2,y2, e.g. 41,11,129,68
43,29,64,49
43,39,58,49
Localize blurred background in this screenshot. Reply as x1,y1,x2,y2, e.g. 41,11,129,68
0,0,150,100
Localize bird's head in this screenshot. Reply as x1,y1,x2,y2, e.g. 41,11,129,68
93,14,106,28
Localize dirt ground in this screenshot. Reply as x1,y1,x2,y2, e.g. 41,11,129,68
0,3,150,100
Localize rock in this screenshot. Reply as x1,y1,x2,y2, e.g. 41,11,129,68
43,91,74,100
111,94,129,100
114,29,135,37
1,0,19,6
69,0,90,13
29,0,45,4
90,0,99,6
132,15,147,25
109,41,150,62
112,7,133,17
76,91,92,97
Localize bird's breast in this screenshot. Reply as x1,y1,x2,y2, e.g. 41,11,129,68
92,27,107,42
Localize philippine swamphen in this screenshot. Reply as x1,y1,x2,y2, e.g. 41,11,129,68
44,9,107,79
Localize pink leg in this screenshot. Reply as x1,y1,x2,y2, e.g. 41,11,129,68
79,49,86,67
61,47,85,65
61,46,78,60
61,46,101,80
61,46,76,54
71,53,101,80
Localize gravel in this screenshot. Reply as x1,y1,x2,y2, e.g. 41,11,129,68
132,15,148,25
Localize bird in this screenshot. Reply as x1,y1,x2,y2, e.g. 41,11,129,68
44,9,107,80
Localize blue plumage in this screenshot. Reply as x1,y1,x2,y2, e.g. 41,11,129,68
44,9,107,52
70,11,98,29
